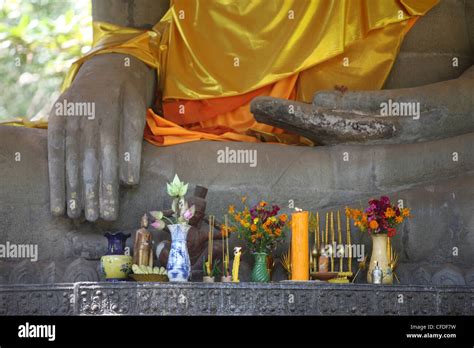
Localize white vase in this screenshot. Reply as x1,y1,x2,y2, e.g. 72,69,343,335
367,233,393,284
167,223,191,282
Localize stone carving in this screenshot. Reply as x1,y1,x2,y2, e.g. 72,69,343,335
431,265,466,286
8,260,39,284
41,262,57,284
63,258,100,283
0,282,472,316
412,267,432,285
465,268,474,286
0,284,74,315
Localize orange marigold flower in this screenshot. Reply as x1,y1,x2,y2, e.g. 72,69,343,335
385,208,395,218
369,220,379,229
221,225,229,237
402,208,410,217
259,201,267,207
280,214,288,222
250,224,257,232
228,205,235,214
274,228,282,236
395,216,403,223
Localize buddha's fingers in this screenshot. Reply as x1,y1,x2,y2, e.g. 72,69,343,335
99,91,121,221
82,112,100,222
48,105,66,216
65,115,83,218
119,85,147,186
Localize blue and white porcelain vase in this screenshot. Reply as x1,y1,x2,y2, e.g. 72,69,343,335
167,223,191,282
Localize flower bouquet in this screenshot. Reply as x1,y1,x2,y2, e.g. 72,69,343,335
347,196,411,284
149,174,195,230
346,196,411,237
228,198,289,282
149,174,195,282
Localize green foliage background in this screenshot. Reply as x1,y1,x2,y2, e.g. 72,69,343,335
0,0,91,121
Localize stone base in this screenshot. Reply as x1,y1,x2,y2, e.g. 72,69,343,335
0,282,472,316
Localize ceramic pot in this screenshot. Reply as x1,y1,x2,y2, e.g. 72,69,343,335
203,276,215,283
167,223,191,282
104,232,131,255
100,255,133,281
251,252,270,282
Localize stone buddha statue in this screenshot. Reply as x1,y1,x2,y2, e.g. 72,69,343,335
47,0,473,222
0,0,472,285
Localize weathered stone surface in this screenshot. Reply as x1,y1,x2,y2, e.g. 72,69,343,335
0,284,74,315
0,282,472,316
92,0,169,29
385,0,474,88
432,265,466,286
0,126,473,285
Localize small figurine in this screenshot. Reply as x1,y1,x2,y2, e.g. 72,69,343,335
133,214,154,267
232,247,242,282
318,245,329,273
372,261,383,284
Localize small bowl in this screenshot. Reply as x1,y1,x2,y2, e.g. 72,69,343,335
310,272,339,281
129,274,169,282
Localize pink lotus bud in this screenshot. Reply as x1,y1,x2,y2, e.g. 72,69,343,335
183,205,196,220
151,220,165,230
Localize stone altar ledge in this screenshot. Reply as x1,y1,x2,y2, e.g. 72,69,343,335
0,282,472,316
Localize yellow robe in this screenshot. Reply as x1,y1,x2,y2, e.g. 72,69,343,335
6,0,439,146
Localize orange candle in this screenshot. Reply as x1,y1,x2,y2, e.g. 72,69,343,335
291,211,309,280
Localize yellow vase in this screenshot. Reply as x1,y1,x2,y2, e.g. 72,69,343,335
100,255,133,281
367,233,393,284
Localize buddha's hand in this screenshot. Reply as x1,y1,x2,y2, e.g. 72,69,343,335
48,53,156,221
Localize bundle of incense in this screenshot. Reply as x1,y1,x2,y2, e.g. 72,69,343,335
208,215,214,276
316,212,320,250
330,211,335,272
325,212,329,246
224,214,230,277
346,210,352,272
337,210,343,272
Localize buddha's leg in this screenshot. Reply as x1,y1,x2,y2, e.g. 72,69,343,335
251,65,474,145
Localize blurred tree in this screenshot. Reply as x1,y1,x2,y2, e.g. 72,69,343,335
0,0,91,121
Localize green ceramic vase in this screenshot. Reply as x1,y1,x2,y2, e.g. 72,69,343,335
251,252,270,282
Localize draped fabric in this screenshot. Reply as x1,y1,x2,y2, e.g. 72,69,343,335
5,0,439,146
